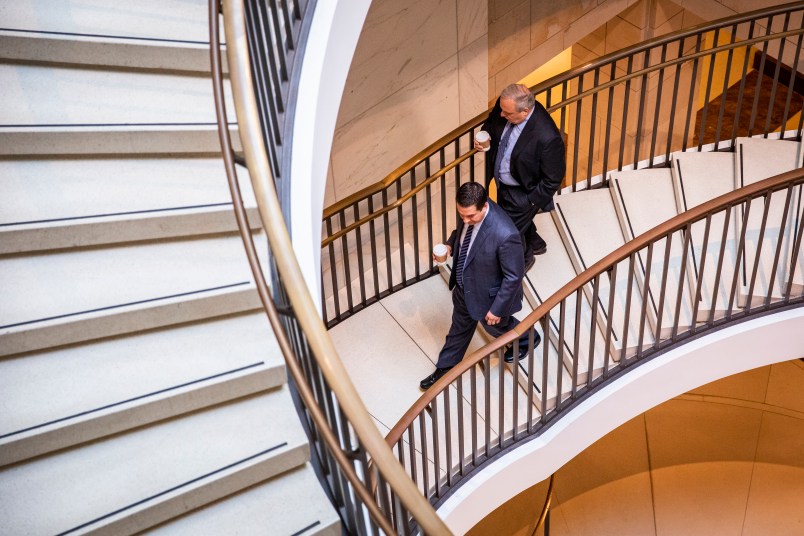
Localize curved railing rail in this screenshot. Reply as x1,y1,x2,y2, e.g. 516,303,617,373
386,166,804,509
211,1,449,534
321,1,804,326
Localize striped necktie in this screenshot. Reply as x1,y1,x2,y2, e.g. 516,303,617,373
455,224,474,287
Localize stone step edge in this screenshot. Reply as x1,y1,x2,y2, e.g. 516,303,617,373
0,363,286,467
0,205,262,255
0,285,262,358
64,438,309,535
0,124,241,156
0,29,227,73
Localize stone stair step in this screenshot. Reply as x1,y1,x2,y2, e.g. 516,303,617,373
524,212,610,379
144,464,340,536
0,311,284,466
0,124,239,156
1,62,230,125
735,137,803,301
2,0,213,43
0,388,309,535
610,168,696,337
671,150,740,319
0,29,217,73
553,188,655,357
0,157,257,254
0,234,266,356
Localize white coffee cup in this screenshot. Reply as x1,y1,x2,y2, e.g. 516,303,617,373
433,243,449,263
475,130,491,151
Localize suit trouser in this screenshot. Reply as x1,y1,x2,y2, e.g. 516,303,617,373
436,285,530,369
496,182,545,264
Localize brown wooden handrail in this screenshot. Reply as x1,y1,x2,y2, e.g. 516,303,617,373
214,0,452,533
386,165,804,445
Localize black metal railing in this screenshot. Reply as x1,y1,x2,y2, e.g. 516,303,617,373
387,167,804,509
211,1,450,534
242,0,315,217
321,2,804,327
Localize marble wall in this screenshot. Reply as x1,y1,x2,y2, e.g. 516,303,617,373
327,0,488,206
467,359,804,535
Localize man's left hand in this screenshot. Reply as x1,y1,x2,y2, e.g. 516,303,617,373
485,311,501,325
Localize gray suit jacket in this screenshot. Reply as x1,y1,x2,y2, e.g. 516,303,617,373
447,201,525,320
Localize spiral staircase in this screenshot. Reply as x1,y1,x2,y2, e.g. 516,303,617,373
0,2,338,534
2,1,803,535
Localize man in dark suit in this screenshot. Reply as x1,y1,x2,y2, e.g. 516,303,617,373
474,83,565,272
420,182,541,390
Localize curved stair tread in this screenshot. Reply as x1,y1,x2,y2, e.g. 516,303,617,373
1,0,213,43
0,62,232,126
610,168,695,337
0,311,284,466
0,234,258,328
736,137,803,300
0,388,309,535
0,156,257,253
672,150,740,318
145,464,340,536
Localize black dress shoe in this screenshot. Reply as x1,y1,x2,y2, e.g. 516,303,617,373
534,244,547,255
420,367,452,390
504,331,542,363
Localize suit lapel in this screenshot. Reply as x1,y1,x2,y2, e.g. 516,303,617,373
510,110,540,163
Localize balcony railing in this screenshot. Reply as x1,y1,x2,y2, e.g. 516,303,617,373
321,1,804,327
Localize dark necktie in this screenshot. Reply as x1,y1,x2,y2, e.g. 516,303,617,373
493,123,513,179
455,224,474,288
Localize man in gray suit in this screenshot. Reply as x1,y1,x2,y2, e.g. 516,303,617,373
420,182,541,390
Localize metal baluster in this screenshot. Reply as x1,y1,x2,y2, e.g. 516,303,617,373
618,254,635,365
730,22,756,146
397,180,407,285
748,18,773,137
602,62,617,184
633,51,649,168
471,366,478,466
338,211,354,313
780,32,804,135
690,215,712,333
654,235,674,342
671,226,691,340
368,196,381,298
618,56,634,171
713,25,738,151
556,300,566,410
727,199,752,319
682,33,703,152
571,75,584,187
603,264,617,375
410,170,421,278
637,242,653,357
444,386,453,488
665,39,683,161
762,13,790,136
587,69,600,183
587,274,601,387
765,186,794,308
431,394,441,499
709,206,733,325
572,288,582,394
649,44,668,167
354,202,367,306
697,29,721,151
745,192,773,310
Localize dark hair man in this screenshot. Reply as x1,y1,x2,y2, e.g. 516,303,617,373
420,182,541,390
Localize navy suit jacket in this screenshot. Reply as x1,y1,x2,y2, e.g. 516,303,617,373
447,201,524,321
483,98,566,211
